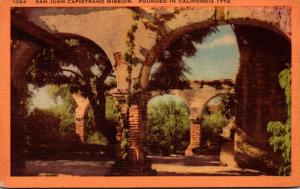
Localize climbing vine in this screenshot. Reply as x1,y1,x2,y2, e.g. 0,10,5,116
267,66,291,175
118,13,140,160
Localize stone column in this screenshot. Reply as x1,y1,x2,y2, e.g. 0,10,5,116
127,104,145,168
110,51,154,175
185,119,201,156
110,89,128,163
72,93,90,142
11,40,40,175
111,90,152,175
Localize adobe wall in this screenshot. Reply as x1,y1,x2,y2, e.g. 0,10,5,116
233,25,290,171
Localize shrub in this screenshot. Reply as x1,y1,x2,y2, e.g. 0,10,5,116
201,111,228,152
25,108,62,146
267,68,291,175
25,108,81,158
147,97,189,155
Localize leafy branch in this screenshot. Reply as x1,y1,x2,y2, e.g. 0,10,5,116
267,66,291,175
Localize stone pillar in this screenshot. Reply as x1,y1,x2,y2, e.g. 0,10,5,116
128,104,144,163
185,119,201,156
113,52,129,89
72,93,90,142
111,89,150,175
110,89,128,162
11,40,40,175
110,51,154,175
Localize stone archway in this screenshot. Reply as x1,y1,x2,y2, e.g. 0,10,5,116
141,24,291,170
139,7,291,89
11,17,117,174
138,9,290,171
149,80,234,156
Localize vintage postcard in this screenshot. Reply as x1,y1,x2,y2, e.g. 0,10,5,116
0,0,300,188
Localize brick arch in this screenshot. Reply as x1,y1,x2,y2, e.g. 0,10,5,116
11,28,115,175
184,92,234,156
16,32,114,142
139,7,291,89
52,33,115,142
21,7,136,68
199,92,234,119
55,32,113,71
146,82,234,156
137,9,291,169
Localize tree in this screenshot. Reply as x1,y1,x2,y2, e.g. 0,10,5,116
147,97,189,154
219,93,236,119
26,35,117,145
149,27,217,91
46,84,76,133
201,94,234,152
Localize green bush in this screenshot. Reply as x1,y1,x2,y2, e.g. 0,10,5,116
201,111,228,152
25,108,81,155
25,108,62,145
46,85,76,133
147,97,189,155
267,68,291,175
85,96,118,145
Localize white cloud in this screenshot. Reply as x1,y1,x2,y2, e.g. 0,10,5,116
196,34,237,49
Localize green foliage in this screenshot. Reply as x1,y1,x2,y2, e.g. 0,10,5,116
85,96,118,145
267,67,291,175
25,108,61,145
87,131,107,145
279,68,291,117
147,97,189,155
46,85,76,132
117,21,140,160
26,35,116,143
201,111,228,151
202,111,227,136
149,27,217,91
25,108,80,147
219,93,236,119
105,96,118,122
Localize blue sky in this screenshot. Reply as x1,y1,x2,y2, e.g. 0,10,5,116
185,25,240,81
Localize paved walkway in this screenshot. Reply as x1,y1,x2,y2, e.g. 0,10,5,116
148,155,262,176
24,155,261,176
24,160,114,176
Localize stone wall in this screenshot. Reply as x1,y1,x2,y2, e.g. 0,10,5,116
234,25,290,172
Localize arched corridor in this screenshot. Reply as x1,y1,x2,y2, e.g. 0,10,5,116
11,7,291,176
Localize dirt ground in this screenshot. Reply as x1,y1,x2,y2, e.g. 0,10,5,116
24,155,261,176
